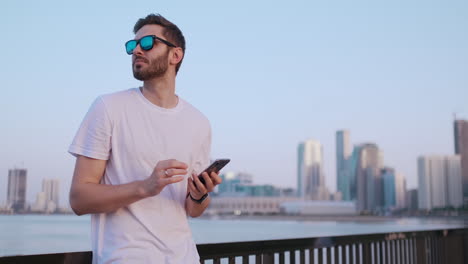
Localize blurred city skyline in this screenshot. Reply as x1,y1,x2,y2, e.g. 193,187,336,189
1,0,467,206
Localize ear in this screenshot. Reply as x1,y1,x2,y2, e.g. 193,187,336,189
170,47,184,66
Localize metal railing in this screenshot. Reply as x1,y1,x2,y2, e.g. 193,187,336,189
0,228,466,264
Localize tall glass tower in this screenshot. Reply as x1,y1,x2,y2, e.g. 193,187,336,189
297,139,327,200
336,130,351,200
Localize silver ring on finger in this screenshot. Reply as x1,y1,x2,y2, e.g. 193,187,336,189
164,170,169,176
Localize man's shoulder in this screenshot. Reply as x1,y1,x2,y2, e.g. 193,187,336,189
98,88,137,104
180,98,210,126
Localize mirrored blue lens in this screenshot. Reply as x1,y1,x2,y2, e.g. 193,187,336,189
125,40,137,55
140,36,154,51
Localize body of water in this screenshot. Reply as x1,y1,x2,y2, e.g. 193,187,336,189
0,214,465,257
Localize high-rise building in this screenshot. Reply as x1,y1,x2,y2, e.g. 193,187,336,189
406,189,418,211
354,143,383,212
418,155,463,210
446,156,463,208
382,167,396,209
42,179,60,208
382,168,407,210
297,139,328,200
336,130,351,200
7,168,27,213
348,145,363,201
395,172,407,209
454,119,468,204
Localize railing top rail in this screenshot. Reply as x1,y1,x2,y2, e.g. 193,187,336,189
197,227,468,257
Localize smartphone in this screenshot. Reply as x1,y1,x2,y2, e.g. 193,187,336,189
197,159,230,184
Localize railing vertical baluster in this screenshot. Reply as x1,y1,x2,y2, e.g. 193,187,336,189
290,250,296,264
433,236,437,264
242,255,249,264
438,236,443,264
326,247,332,264
334,246,339,264
342,245,348,264
356,244,361,264
380,241,385,264
362,243,371,264
256,254,261,264
406,239,409,264
395,240,400,264
374,242,378,264
318,248,323,264
402,239,406,264
350,244,355,264
228,256,235,264
403,239,407,264
310,248,315,264
214,257,221,264
279,251,285,264
390,240,394,264
300,249,306,264
402,240,406,264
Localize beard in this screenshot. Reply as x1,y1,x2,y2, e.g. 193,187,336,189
132,50,169,81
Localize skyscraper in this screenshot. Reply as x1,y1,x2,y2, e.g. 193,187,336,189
382,167,396,209
7,168,27,213
336,130,351,200
354,143,383,212
446,156,463,208
42,179,60,208
395,172,407,209
418,155,463,210
297,139,327,200
454,119,468,204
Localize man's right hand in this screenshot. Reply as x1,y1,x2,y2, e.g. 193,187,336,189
141,159,188,197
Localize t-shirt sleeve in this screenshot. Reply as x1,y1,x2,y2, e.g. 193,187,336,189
68,96,112,160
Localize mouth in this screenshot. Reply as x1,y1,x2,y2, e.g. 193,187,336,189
133,56,149,66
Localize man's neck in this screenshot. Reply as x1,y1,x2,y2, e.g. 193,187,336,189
141,76,178,109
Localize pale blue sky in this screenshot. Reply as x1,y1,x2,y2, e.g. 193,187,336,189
1,0,467,206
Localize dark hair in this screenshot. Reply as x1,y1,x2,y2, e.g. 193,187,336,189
133,14,186,73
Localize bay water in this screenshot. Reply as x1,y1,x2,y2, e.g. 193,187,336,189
0,214,465,257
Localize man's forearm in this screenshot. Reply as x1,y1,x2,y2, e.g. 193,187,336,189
70,180,147,215
186,195,211,218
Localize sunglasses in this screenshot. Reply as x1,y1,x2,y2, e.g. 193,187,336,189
125,35,176,55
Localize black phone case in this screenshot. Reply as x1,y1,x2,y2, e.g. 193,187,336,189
198,159,230,184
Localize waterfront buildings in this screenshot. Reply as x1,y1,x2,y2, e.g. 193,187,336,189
297,139,328,200
454,119,468,204
336,130,352,201
418,155,463,210
7,168,27,213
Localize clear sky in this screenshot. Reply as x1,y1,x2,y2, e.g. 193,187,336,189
1,0,467,206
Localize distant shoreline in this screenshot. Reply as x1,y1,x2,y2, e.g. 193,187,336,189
199,213,468,223
2,212,467,224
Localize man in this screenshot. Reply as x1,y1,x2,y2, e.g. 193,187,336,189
68,14,221,264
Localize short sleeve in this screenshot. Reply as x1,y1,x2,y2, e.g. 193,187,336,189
68,96,112,160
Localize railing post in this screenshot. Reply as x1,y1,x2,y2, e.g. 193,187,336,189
464,231,468,264
262,252,274,264
363,243,371,264
415,237,426,264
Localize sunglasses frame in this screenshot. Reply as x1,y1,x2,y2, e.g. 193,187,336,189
125,35,176,55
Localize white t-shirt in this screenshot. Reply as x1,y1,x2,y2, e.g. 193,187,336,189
68,88,211,264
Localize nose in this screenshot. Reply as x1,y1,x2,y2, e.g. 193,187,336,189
132,42,144,56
